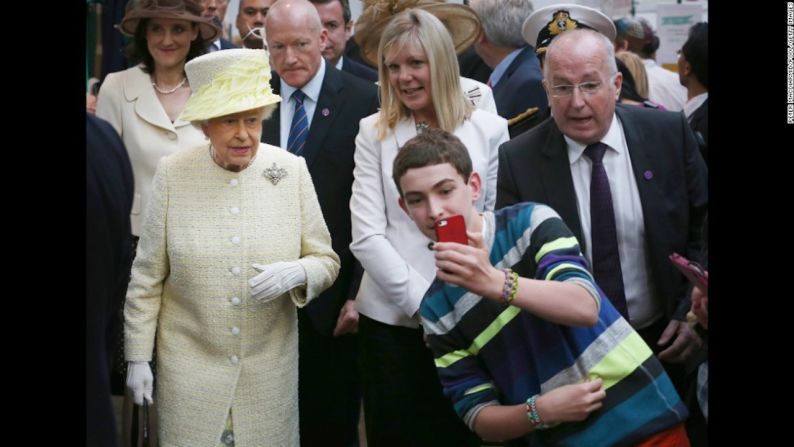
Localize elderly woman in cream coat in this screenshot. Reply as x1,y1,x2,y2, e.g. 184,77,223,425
124,48,340,447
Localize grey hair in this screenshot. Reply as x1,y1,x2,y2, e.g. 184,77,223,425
190,104,276,130
469,0,534,49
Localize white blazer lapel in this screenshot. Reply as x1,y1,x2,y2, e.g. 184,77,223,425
392,117,418,155
123,66,177,131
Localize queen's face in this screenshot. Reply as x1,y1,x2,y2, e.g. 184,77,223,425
202,109,264,172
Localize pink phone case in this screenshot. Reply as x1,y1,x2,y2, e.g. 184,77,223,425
435,215,468,245
669,252,708,292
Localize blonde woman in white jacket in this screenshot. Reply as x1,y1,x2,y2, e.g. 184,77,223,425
349,8,508,446
96,0,218,236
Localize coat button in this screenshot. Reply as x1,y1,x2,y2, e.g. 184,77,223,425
167,132,176,141
231,236,240,244
231,297,241,305
231,266,241,275
230,179,238,187
230,207,240,215
230,355,239,365
231,326,240,336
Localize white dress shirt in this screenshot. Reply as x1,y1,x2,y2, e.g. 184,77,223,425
566,113,661,328
278,58,326,148
642,59,688,112
683,92,708,120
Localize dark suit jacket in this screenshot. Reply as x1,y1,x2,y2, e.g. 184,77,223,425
689,98,708,165
342,56,378,83
219,38,237,49
262,63,379,336
497,104,708,322
458,46,492,85
86,114,134,447
344,37,374,70
508,105,550,139
492,46,547,120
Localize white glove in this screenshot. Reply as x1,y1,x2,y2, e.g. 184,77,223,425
249,261,307,303
126,361,154,405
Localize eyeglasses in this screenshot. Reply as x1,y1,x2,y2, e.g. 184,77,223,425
547,74,615,98
548,81,604,97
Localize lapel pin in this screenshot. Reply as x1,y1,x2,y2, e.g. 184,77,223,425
263,162,288,185
643,170,653,180
321,108,330,117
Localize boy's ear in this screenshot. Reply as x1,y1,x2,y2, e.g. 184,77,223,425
468,171,482,202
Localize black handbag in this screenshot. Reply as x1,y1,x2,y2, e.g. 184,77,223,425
122,390,159,447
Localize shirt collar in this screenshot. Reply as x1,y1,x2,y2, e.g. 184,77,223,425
280,57,326,104
335,56,344,71
487,46,525,87
683,92,708,118
566,112,623,164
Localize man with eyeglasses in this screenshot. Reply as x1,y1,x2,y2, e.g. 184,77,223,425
496,28,708,441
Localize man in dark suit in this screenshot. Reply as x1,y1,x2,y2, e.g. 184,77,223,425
469,0,546,122
263,1,379,445
86,114,135,447
457,46,492,85
507,3,618,138
497,29,707,399
678,22,708,164
310,0,377,82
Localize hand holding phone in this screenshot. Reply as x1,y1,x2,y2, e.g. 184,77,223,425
435,215,468,245
669,252,708,293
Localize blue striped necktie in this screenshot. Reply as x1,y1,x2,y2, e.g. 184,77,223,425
287,90,308,155
584,142,628,319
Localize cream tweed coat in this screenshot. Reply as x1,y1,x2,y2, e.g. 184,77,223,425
124,143,340,446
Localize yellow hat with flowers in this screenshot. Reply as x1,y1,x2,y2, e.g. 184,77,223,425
179,48,281,122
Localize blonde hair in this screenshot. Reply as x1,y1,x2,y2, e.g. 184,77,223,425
616,51,649,99
375,9,472,140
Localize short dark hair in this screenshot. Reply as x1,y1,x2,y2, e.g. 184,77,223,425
392,128,473,197
681,22,707,88
125,19,208,73
308,0,351,23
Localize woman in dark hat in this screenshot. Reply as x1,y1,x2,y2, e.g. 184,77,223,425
96,0,219,240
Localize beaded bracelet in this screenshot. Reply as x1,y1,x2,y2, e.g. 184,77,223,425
526,394,550,429
501,268,519,304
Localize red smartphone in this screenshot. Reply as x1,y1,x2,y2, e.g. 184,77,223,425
435,215,468,245
669,252,708,293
